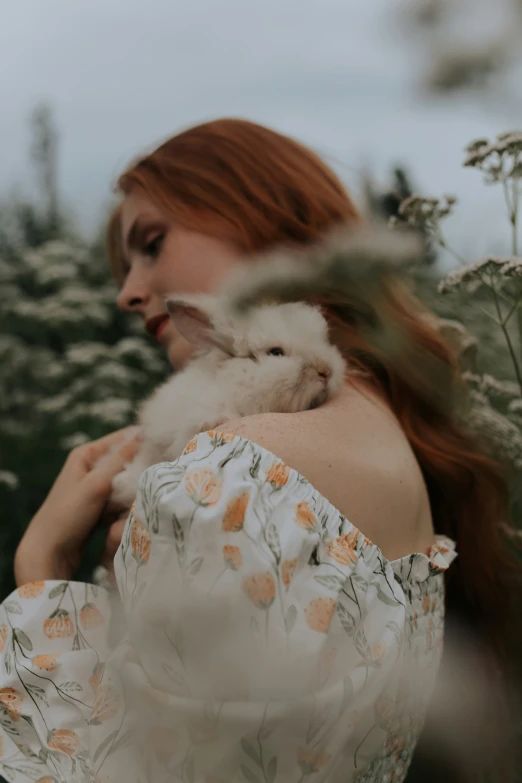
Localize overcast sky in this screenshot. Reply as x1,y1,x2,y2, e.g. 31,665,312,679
1,0,521,256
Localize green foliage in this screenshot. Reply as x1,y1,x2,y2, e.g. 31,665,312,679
0,221,169,600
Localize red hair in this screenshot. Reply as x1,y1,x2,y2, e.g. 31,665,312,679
108,118,518,664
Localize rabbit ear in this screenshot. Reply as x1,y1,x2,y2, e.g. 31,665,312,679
165,296,232,354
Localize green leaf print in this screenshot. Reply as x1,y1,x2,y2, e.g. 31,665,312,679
172,513,185,564
266,523,281,563
354,624,372,659
93,730,119,764
59,681,83,692
189,556,204,576
241,737,262,767
336,602,356,636
250,454,261,479
112,728,134,753
13,628,33,651
267,756,278,783
377,588,401,607
315,574,345,591
241,764,262,783
4,600,22,614
48,582,68,599
26,683,48,706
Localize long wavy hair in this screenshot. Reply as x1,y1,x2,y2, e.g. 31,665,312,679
107,117,519,777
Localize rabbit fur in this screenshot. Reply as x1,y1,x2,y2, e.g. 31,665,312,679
109,294,345,510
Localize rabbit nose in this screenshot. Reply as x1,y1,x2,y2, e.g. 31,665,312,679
318,367,331,381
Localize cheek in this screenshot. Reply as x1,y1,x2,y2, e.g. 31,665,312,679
153,236,242,296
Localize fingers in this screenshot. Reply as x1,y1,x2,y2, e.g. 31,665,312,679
88,434,142,487
75,427,142,472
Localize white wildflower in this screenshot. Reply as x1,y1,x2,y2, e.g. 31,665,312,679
67,342,111,366
35,261,78,285
397,194,456,232
438,256,516,294
0,471,19,490
38,393,74,414
85,398,134,426
60,432,91,450
93,363,138,384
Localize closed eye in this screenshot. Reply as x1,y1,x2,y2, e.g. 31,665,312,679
143,233,165,259
267,347,285,357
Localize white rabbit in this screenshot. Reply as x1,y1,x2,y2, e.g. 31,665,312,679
109,294,345,510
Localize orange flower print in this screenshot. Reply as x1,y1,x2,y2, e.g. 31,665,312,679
207,431,235,446
183,436,198,454
36,778,56,783
281,558,298,589
297,747,331,774
33,654,59,672
131,517,151,565
266,462,290,489
294,501,316,531
223,545,242,570
0,625,8,654
184,468,222,507
80,602,105,629
304,597,336,633
0,688,23,722
47,728,81,756
385,733,407,756
422,594,430,614
89,662,104,694
43,609,74,639
370,640,387,665
90,684,121,725
242,572,276,609
129,499,137,516
17,581,45,599
375,696,394,731
221,492,250,532
327,530,360,566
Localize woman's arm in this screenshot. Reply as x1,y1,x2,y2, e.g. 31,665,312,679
14,427,141,585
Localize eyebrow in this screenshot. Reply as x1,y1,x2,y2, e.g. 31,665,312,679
125,217,166,254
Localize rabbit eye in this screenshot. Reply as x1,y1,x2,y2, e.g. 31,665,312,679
267,347,285,357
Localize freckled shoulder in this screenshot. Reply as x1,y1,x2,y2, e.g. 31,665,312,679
220,391,435,561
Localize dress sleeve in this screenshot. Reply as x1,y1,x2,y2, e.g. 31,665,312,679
107,431,408,783
0,579,112,782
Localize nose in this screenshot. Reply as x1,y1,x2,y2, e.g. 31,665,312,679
116,267,151,313
318,366,331,381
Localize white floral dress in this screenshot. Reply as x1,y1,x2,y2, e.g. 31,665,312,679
0,432,456,783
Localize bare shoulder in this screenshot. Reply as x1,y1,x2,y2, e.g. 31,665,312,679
221,383,435,560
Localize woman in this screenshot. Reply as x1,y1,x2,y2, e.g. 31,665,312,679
2,119,515,783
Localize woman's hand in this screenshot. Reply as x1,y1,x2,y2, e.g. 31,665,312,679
14,427,141,586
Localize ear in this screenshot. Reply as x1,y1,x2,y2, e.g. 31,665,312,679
165,296,232,354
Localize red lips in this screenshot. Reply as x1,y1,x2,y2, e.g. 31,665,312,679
145,314,169,342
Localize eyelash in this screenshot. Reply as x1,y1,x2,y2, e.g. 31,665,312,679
143,233,164,258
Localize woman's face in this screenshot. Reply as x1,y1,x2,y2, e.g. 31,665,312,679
118,190,244,369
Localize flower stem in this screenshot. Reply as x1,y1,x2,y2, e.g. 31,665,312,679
491,285,522,395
